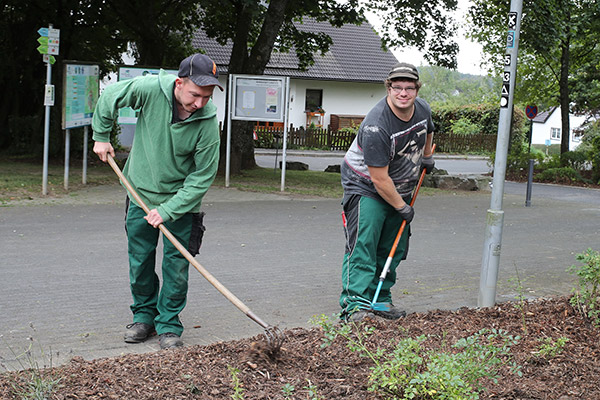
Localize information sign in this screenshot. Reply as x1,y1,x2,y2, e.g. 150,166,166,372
62,63,100,129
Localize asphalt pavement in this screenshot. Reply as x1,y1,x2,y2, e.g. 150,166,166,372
1,159,599,370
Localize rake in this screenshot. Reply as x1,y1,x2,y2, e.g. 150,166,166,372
107,154,285,353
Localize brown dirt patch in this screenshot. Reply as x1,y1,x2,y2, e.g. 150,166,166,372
2,296,599,399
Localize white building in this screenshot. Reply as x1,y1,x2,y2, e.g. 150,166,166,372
531,106,587,151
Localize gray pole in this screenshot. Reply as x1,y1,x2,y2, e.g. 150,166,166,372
41,24,53,195
478,0,523,307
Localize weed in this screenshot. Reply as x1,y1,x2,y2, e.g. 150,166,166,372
227,365,245,400
311,315,521,399
1,325,63,400
303,380,324,400
508,265,528,334
567,248,600,326
281,383,295,399
535,337,568,359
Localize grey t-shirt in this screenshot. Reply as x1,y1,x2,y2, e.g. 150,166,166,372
341,96,434,203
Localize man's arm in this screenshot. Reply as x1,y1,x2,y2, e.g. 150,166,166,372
368,165,406,209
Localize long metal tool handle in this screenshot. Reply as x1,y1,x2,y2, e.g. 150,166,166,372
371,144,436,305
107,155,271,330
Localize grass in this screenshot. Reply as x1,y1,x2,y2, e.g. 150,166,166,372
0,157,118,203
1,156,439,204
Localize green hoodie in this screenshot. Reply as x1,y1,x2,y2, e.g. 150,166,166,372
92,70,220,222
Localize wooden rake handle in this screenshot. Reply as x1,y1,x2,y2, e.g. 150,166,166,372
106,154,271,330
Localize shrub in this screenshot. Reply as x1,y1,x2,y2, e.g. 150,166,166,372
568,249,600,326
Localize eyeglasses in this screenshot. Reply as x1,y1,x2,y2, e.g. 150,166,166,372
389,86,417,94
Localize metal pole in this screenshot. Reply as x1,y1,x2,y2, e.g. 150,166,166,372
41,24,53,195
225,74,233,187
82,126,88,184
280,77,290,191
64,129,70,190
479,0,523,307
525,159,534,206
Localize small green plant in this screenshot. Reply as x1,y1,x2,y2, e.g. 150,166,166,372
1,327,63,400
303,380,324,400
567,248,600,326
535,336,568,358
508,265,528,334
311,315,521,399
227,365,245,400
281,383,295,399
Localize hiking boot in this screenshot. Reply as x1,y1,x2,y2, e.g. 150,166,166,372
372,303,406,320
347,310,376,322
124,322,156,343
159,332,183,349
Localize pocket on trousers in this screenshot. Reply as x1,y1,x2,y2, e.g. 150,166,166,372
187,212,206,256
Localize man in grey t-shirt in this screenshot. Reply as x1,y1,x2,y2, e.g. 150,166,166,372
339,62,435,321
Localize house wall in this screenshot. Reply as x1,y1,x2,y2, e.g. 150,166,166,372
287,79,387,129
531,107,586,151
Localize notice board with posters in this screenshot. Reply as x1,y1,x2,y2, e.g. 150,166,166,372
231,75,286,122
62,62,100,129
117,66,178,124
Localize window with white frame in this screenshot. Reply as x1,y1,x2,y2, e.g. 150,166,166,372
572,128,584,142
550,127,561,140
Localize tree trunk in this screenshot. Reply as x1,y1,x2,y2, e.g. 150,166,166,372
219,0,291,175
559,7,571,161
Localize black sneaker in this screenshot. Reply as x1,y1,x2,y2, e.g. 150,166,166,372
372,303,407,320
124,322,156,343
159,332,183,349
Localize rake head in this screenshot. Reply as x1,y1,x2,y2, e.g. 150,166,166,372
262,325,285,355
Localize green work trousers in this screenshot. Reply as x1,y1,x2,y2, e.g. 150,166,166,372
126,202,192,336
339,195,410,316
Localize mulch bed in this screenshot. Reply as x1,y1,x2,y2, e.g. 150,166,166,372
2,296,599,399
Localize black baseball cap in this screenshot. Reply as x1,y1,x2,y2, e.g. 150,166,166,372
178,53,224,91
387,62,419,81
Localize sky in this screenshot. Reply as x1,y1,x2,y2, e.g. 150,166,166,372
367,0,486,76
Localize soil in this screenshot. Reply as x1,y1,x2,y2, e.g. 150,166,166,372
2,296,599,399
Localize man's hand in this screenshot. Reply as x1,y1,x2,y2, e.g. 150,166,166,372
93,141,115,163
421,155,435,175
396,203,414,224
144,209,164,228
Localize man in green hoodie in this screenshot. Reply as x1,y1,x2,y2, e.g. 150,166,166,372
92,53,222,349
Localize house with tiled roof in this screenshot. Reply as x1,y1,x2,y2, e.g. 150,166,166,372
531,106,587,151
191,18,399,130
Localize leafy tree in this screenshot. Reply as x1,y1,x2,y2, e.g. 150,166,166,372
0,0,128,155
466,0,600,159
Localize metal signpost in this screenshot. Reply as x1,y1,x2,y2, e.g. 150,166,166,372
62,62,100,188
525,104,538,206
478,0,523,307
38,24,60,195
226,75,290,191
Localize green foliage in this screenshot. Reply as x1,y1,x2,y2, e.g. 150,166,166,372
227,365,245,400
568,249,600,326
451,117,481,136
535,337,568,359
418,66,499,107
535,167,588,185
310,315,521,399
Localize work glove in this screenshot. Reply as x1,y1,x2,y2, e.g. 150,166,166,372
396,203,414,224
421,155,435,174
